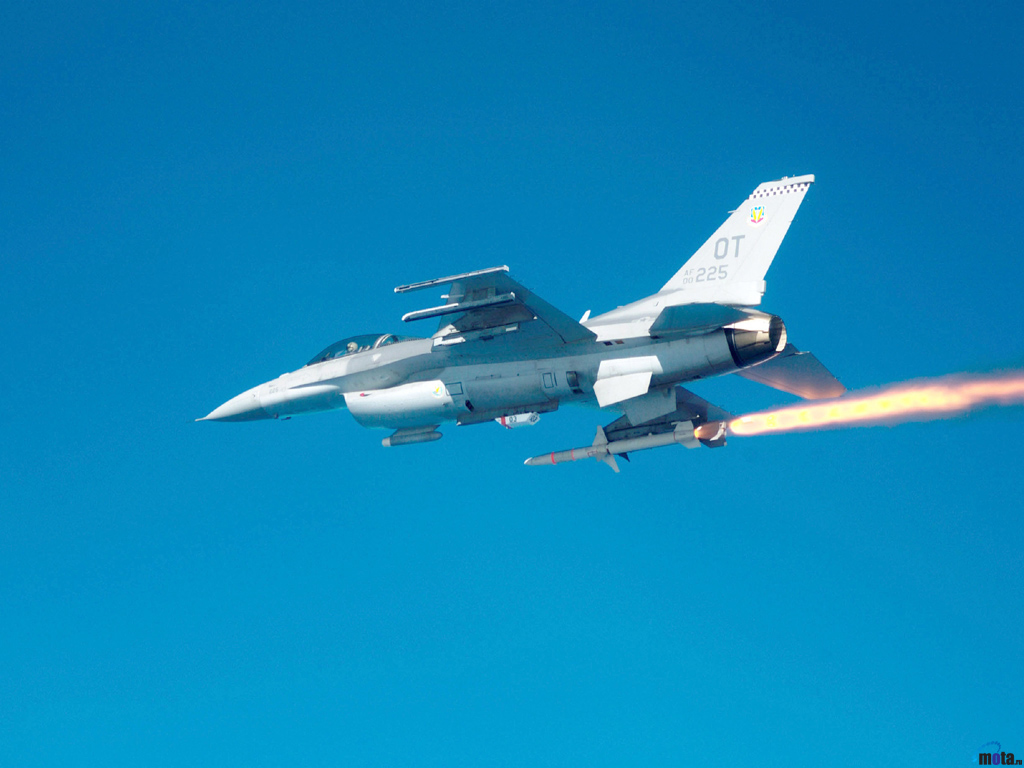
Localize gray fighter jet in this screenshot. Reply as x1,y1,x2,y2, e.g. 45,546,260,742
200,174,844,470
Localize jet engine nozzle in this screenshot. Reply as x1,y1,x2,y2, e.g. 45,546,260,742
726,315,787,367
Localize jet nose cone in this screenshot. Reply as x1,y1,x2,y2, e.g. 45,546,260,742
199,387,269,422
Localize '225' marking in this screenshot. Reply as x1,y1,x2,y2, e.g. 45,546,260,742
695,265,728,282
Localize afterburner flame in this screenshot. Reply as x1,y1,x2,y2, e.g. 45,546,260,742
728,372,1024,437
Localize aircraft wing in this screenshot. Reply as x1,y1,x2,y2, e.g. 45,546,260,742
395,266,596,346
603,386,733,443
523,386,734,472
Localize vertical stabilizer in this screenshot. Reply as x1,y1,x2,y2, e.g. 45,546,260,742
661,175,814,306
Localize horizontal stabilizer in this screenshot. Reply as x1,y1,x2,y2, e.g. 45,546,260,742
736,344,845,399
650,303,749,336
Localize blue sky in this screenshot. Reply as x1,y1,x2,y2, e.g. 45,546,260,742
2,2,1022,765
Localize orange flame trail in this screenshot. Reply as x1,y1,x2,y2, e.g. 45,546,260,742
728,372,1024,437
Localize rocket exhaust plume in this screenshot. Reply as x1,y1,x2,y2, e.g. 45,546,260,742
728,371,1024,437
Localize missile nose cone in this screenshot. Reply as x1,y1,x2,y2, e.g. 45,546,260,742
200,387,270,422
523,454,556,467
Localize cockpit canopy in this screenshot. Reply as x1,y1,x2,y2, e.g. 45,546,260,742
305,333,421,366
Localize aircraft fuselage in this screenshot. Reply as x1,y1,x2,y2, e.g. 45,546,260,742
199,176,845,466
202,317,785,430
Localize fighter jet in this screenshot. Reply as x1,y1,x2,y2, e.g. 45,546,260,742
199,174,844,470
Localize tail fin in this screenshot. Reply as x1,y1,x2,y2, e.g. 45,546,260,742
661,175,814,306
